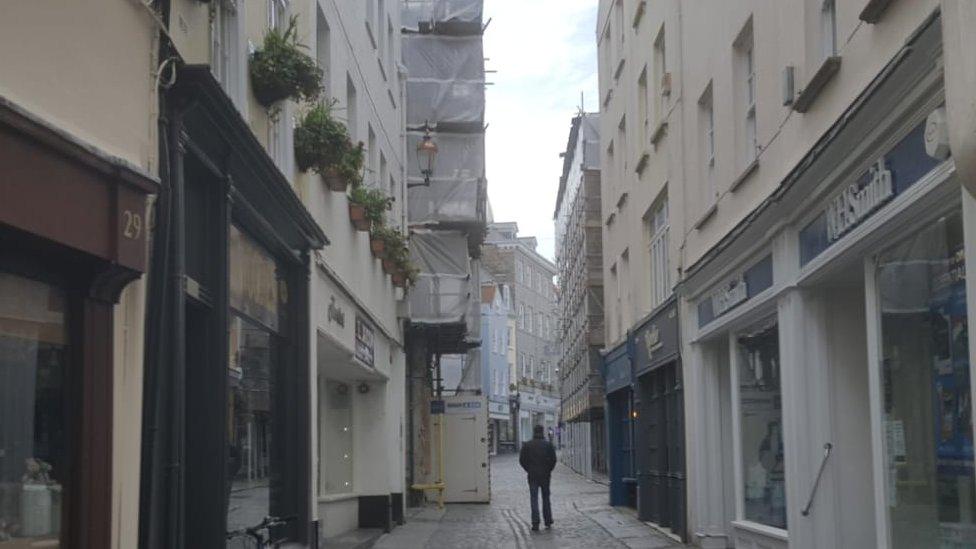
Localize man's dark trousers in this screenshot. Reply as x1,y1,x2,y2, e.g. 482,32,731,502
528,477,552,527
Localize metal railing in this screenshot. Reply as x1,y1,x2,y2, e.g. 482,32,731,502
801,442,833,517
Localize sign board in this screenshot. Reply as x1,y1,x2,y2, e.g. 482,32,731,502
633,299,679,376
445,400,482,414
430,399,445,415
354,316,374,367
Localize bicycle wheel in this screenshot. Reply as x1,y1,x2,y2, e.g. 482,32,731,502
225,533,260,549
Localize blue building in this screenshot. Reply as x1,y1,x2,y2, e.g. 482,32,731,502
480,274,513,454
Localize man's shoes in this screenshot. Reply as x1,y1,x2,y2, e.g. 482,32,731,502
531,524,539,532
545,522,553,529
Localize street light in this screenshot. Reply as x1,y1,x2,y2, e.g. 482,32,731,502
409,122,438,188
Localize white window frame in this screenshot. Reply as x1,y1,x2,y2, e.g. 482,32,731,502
648,198,670,308
654,26,667,122
211,0,245,110
518,304,525,330
821,0,837,60
744,45,757,163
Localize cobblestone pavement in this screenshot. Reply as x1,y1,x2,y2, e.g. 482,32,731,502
374,453,686,549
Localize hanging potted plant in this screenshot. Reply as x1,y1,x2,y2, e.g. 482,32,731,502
349,186,393,232
250,16,323,107
369,226,392,259
295,100,353,191
336,141,366,188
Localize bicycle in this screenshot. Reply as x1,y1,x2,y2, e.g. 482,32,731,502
225,515,297,549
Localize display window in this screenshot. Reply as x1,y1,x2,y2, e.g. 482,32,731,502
0,272,67,548
735,321,787,529
319,380,354,496
876,211,975,548
226,226,289,539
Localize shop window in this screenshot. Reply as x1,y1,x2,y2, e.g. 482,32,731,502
320,380,354,495
736,322,787,529
877,212,974,547
0,272,67,546
227,226,288,533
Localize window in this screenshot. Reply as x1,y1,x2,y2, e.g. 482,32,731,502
699,83,715,205
528,356,535,380
269,0,288,31
377,0,386,53
267,106,294,180
387,18,395,73
617,116,628,175
518,304,525,329
821,0,837,60
520,353,527,378
0,272,68,545
316,10,332,98
320,380,353,495
638,67,649,141
648,197,670,308
212,0,244,109
346,76,358,142
508,327,514,350
876,212,974,546
610,263,620,339
367,126,377,186
516,259,523,283
735,19,757,165
736,322,786,529
614,0,624,54
654,26,667,120
366,0,376,39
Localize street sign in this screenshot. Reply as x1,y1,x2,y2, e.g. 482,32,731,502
430,400,445,414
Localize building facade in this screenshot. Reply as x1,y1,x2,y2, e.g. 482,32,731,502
480,277,513,454
553,113,609,479
0,3,158,547
599,1,976,548
482,223,560,446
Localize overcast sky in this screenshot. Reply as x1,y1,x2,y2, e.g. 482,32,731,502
483,0,599,261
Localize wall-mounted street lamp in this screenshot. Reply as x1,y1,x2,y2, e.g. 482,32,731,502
409,122,438,188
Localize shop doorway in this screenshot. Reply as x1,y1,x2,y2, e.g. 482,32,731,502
637,361,685,538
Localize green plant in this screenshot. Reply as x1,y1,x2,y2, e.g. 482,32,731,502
335,141,365,186
250,16,323,106
348,186,393,227
295,101,350,174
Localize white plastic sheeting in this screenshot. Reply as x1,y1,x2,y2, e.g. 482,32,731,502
402,0,483,30
407,132,484,224
408,230,472,324
403,34,484,128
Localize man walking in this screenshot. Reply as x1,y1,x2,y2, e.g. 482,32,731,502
519,424,557,531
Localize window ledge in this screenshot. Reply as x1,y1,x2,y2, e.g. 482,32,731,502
859,0,894,23
603,88,614,108
650,120,668,146
614,58,626,81
318,492,358,504
794,56,841,113
730,520,789,542
616,191,629,209
632,0,647,28
730,158,759,192
693,202,717,231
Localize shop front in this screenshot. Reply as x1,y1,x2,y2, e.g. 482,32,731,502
604,341,635,508
138,67,326,549
0,98,157,548
684,14,976,549
313,264,405,539
632,297,684,540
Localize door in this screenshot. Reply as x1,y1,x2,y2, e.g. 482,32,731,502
442,395,490,503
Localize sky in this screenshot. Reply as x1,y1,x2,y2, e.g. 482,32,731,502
483,0,599,261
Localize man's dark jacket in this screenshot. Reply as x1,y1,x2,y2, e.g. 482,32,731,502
519,435,557,481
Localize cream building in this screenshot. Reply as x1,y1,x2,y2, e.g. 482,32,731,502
599,1,976,548
0,2,159,548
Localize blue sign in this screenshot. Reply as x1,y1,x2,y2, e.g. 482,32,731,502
799,120,942,266
698,255,773,328
430,400,445,414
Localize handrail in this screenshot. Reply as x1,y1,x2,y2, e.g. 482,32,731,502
801,442,833,517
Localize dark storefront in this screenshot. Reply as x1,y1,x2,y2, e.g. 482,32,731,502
138,67,326,548
632,298,684,540
604,341,635,508
0,98,157,548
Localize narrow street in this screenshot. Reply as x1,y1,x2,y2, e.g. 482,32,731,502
374,454,685,549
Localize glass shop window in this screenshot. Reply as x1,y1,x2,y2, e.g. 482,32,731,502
226,226,288,536
321,380,354,495
737,322,787,529
0,272,67,547
877,212,975,548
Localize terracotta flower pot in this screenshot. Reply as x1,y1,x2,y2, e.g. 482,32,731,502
370,238,386,258
382,258,396,273
324,168,348,192
391,272,406,288
349,203,370,231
